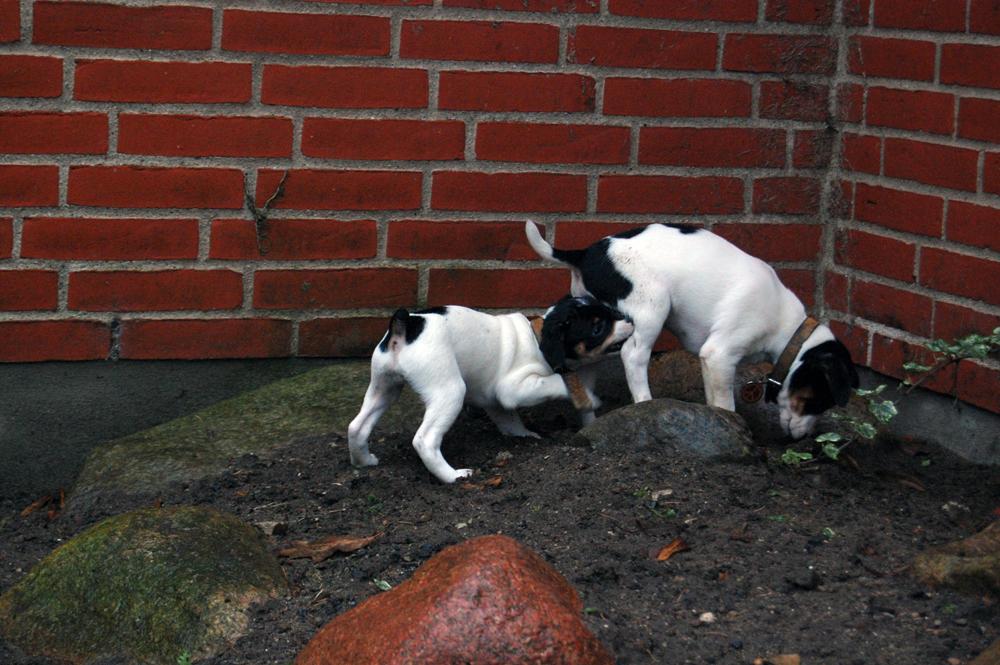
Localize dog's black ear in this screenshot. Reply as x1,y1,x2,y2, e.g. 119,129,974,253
822,357,855,407
789,340,859,412
540,319,567,372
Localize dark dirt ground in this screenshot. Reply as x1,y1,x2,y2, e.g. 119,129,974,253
1,396,998,665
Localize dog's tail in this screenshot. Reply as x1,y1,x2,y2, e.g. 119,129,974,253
378,308,411,353
525,220,587,267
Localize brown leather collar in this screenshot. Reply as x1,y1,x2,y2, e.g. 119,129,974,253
765,316,820,403
528,316,594,412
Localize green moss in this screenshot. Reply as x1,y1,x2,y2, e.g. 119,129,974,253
0,506,287,664
71,361,423,507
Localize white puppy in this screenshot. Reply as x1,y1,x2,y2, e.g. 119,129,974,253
348,296,634,483
526,222,858,438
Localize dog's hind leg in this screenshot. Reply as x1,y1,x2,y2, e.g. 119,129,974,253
485,407,540,439
698,340,740,411
347,372,402,468
410,380,469,483
621,320,660,403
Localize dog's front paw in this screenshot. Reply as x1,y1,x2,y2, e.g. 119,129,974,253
351,453,380,468
453,468,474,481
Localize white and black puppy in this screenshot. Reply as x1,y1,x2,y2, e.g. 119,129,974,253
347,296,634,483
526,221,858,438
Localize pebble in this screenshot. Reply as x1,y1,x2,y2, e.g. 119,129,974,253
698,612,717,624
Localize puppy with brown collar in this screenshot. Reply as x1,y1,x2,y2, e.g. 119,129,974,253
348,296,634,483
526,221,858,439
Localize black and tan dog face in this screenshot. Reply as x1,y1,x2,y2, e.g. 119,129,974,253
779,340,860,438
540,295,634,372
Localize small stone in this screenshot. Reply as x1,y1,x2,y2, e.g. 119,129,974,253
698,611,717,624
786,568,822,591
256,521,288,537
731,639,743,650
948,658,961,665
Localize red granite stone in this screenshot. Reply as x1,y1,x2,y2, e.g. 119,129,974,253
296,535,613,665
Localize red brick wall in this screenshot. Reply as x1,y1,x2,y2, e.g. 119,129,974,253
0,1,997,411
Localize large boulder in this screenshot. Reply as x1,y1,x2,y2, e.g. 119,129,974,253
972,637,1000,665
296,535,613,665
0,506,287,664
571,398,754,462
68,360,422,519
912,520,1000,595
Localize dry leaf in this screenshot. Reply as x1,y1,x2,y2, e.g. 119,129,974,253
278,533,381,563
460,475,503,490
768,654,801,665
20,495,51,518
655,537,690,562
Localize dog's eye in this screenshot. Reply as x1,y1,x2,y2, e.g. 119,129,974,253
590,320,607,337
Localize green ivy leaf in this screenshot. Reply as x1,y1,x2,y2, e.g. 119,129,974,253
855,385,887,397
868,399,898,424
815,432,843,444
373,578,392,592
902,361,933,373
850,420,877,440
821,443,841,460
781,449,813,466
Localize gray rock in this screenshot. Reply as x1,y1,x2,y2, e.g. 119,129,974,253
571,398,754,461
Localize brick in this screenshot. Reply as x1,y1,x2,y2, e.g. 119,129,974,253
920,248,1000,306
873,0,965,32
302,0,431,4
0,271,58,310
971,0,1000,35
444,0,598,10
934,301,1000,342
387,220,537,260
828,320,868,364
639,127,785,168
752,177,820,215
851,280,932,337
760,80,828,121
0,165,59,207
299,317,391,358
765,0,834,24
432,171,586,212
0,112,107,154
837,83,864,123
302,118,464,161
69,270,244,312
848,36,935,81
793,130,833,169
118,114,293,158
427,268,568,308
824,271,850,312
604,78,751,118
256,169,422,211
723,34,836,75
947,201,1000,253
569,26,716,70
262,65,427,109
0,55,62,97
713,223,822,262
439,71,594,113
0,218,10,258
75,60,252,103
959,98,1000,143
884,138,978,192
597,176,744,215
844,0,871,25
22,217,199,260
609,0,756,22
854,183,942,236
401,20,558,63
841,133,880,175
69,166,245,209
867,87,953,136
120,319,292,360
870,333,957,394
210,218,377,260
0,321,110,362
33,1,212,50
0,0,18,42
834,228,915,282
254,268,417,310
956,361,1000,413
222,10,389,56
941,44,1000,90
777,268,815,307
988,153,1000,196
477,122,630,165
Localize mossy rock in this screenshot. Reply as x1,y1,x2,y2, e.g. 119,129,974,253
0,506,287,664
912,520,1000,596
69,360,422,518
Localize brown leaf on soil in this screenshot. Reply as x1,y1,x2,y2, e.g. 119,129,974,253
20,495,51,517
278,533,381,563
460,476,503,490
655,538,690,562
767,655,801,665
